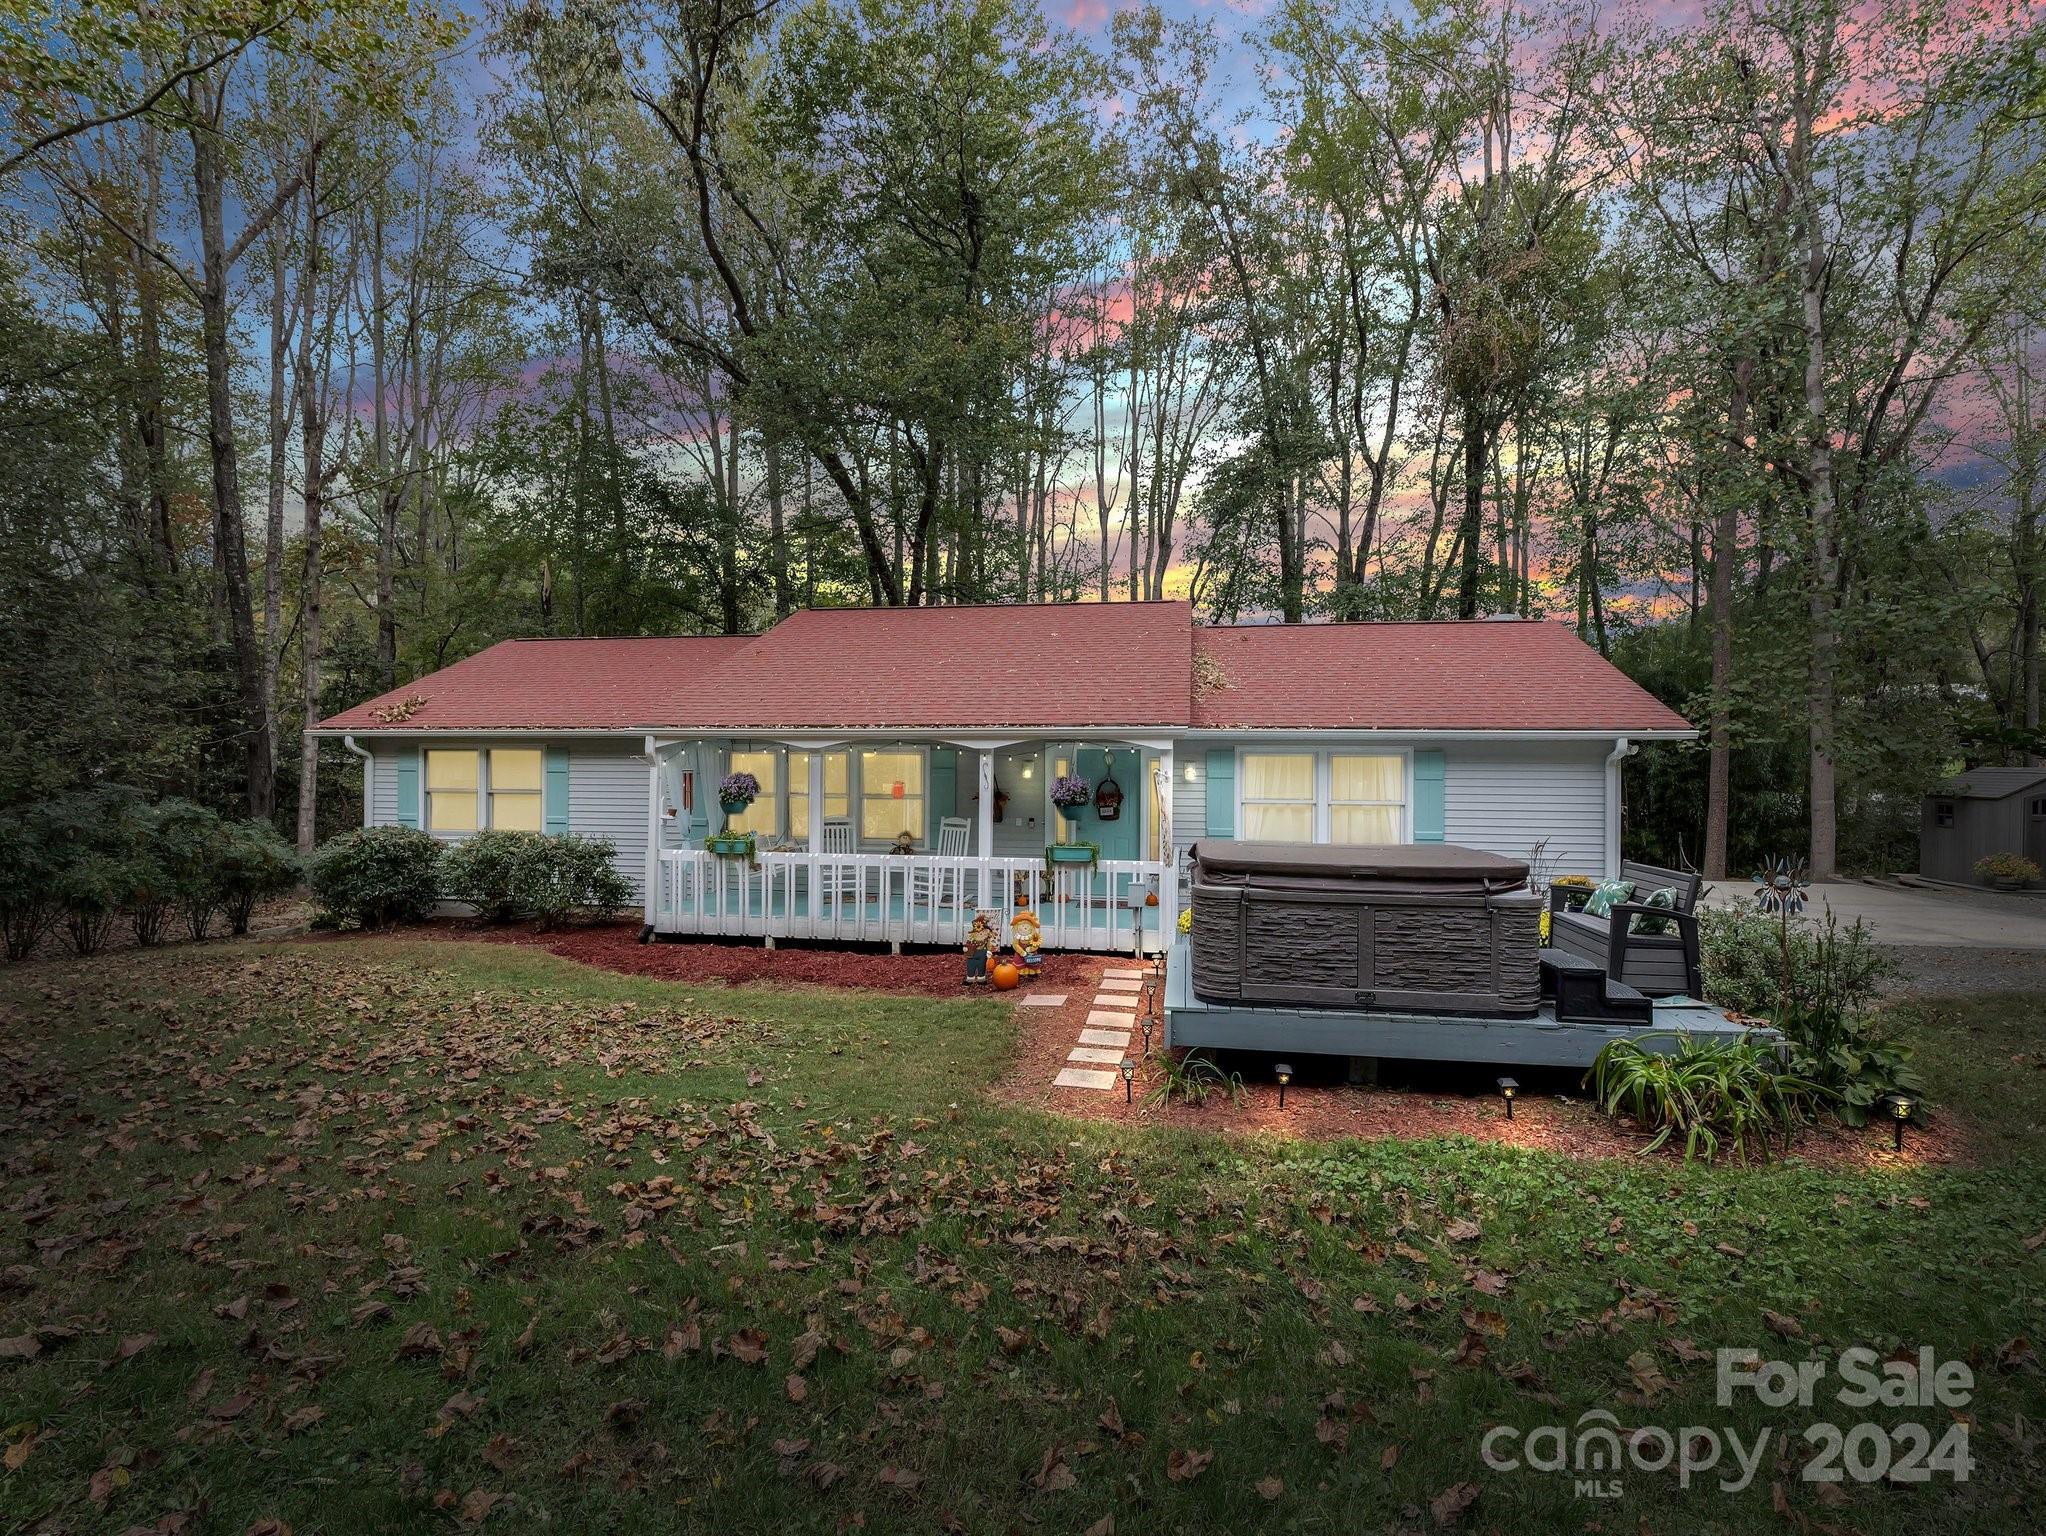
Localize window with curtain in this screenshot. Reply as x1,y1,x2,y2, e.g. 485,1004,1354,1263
426,750,480,833
488,748,545,831
1329,754,1404,843
724,749,780,836
860,748,925,843
1241,753,1315,841
788,750,851,840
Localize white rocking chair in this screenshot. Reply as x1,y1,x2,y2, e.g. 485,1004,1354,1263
911,817,970,914
818,817,858,907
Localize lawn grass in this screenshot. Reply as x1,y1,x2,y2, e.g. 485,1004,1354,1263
3,939,2043,1534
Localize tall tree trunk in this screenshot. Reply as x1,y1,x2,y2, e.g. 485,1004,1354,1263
296,180,326,853
1703,360,1753,881
264,239,291,790
370,202,397,686
190,110,275,819
1456,414,1486,618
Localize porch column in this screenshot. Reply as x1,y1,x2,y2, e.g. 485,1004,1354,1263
976,749,996,913
807,749,825,855
644,737,662,929
1156,745,1177,955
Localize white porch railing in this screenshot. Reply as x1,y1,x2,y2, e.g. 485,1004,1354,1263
653,849,1175,955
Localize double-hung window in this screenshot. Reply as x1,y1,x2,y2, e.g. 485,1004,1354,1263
788,750,852,840
723,749,780,836
1239,750,1407,843
426,748,545,834
860,748,925,845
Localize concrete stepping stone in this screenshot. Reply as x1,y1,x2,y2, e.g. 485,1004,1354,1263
1067,1046,1127,1065
1097,977,1142,992
1086,1010,1136,1029
1078,1026,1132,1048
1015,993,1068,1007
1089,997,1137,1013
1054,1067,1118,1091
1104,968,1146,980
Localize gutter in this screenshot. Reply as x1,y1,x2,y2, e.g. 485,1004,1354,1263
1604,737,1638,877
342,734,374,829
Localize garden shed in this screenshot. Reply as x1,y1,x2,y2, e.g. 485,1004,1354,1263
1919,767,2046,884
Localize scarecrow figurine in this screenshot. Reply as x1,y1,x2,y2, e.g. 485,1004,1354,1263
1010,908,1043,980
963,910,998,984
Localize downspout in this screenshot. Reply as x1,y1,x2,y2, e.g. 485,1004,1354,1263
641,734,660,943
343,735,373,829
1603,736,1635,877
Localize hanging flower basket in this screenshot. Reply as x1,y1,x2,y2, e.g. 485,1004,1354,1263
1050,774,1090,818
717,771,760,815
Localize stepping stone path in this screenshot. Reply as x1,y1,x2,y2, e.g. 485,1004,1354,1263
1015,993,1067,1008
1050,964,1160,1093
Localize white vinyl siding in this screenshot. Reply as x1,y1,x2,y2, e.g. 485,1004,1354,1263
1442,742,1606,879
369,744,400,825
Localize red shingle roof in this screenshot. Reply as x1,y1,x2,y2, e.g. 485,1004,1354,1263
313,608,1694,736
314,636,754,732
675,603,1196,729
1191,621,1691,733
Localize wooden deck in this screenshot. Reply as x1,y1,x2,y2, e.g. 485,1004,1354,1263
1162,941,1765,1068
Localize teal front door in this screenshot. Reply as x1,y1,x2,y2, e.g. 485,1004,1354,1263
1075,748,1141,863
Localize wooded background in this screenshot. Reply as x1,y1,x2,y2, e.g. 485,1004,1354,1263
4,0,2042,878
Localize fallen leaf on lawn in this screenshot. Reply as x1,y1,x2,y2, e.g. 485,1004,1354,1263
109,1333,157,1366
1083,1519,1113,1536
1165,1447,1213,1482
1462,1308,1507,1339
1098,1401,1125,1440
805,1460,847,1491
282,1405,326,1436
1668,1337,1711,1364
663,1320,701,1359
458,1488,498,1524
88,1462,130,1511
1996,1336,2036,1371
0,1335,39,1360
785,1373,807,1403
1761,1309,1805,1340
1445,1219,1481,1242
1627,1349,1672,1403
1033,1447,1076,1492
996,1325,1029,1355
395,1323,443,1360
1430,1480,1479,1527
1380,1443,1401,1471
1255,1475,1284,1500
483,1433,518,1471
245,1522,291,1536
511,1316,536,1359
2024,1227,2046,1252
877,1465,922,1491
439,1390,483,1421
727,1329,768,1365
4,1432,36,1471
1319,1339,1350,1367
1470,1270,1510,1296
789,1327,825,1371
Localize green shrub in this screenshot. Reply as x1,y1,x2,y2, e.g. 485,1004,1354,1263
309,827,443,930
214,820,301,934
1588,1033,1818,1163
1973,851,2040,884
440,831,630,928
523,835,631,928
38,787,154,956
125,843,178,947
440,830,553,922
1697,904,1890,1020
0,808,60,960
151,800,233,940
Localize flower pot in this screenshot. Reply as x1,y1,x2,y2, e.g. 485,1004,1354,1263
719,798,751,816
1054,802,1083,820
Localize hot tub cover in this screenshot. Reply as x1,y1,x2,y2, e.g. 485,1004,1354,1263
1191,841,1529,894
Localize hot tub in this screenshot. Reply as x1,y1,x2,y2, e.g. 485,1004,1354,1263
1188,841,1541,1016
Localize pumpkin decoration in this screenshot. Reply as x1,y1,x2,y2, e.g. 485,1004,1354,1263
990,959,1021,991
1144,889,1159,907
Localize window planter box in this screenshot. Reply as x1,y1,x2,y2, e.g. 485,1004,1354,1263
1045,842,1098,869
706,833,756,859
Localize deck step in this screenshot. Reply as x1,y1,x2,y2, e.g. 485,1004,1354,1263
1539,947,1653,1027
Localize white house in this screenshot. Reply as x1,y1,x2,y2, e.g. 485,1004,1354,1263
311,601,1693,955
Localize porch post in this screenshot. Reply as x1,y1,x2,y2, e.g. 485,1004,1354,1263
807,749,825,855
1156,745,1176,956
976,749,995,914
643,737,661,931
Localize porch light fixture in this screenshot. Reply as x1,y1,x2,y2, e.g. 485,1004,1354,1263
1497,1076,1519,1120
1275,1062,1294,1108
1183,761,1196,782
1120,1057,1136,1103
1022,763,1034,779
1882,1092,1914,1151
1139,1014,1153,1057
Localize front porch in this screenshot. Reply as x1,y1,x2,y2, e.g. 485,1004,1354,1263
643,731,1179,955
651,849,1171,953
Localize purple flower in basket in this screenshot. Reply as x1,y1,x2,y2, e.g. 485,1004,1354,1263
718,771,760,807
1049,773,1091,808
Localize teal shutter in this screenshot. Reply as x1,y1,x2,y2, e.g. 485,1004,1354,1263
927,747,958,844
395,748,421,828
1204,749,1235,839
1412,750,1446,842
544,746,571,834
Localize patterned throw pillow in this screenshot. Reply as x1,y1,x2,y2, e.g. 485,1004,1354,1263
1580,878,1636,919
1630,884,1679,935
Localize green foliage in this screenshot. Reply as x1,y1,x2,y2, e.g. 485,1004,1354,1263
151,799,235,941
1697,905,1891,1021
0,806,60,960
213,819,302,934
1144,1050,1244,1109
439,830,628,928
308,826,442,930
1588,1034,1817,1163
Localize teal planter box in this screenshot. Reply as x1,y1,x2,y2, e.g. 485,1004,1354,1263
1044,843,1098,868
